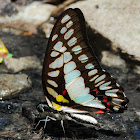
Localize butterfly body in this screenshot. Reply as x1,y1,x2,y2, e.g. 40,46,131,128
42,8,128,126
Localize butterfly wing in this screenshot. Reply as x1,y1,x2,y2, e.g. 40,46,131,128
42,8,128,115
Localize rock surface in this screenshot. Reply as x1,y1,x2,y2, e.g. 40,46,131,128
0,1,56,33
41,22,54,38
67,0,140,61
0,0,17,16
4,56,42,73
0,74,32,100
101,51,126,69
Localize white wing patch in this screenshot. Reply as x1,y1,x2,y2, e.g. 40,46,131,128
105,89,118,97
64,29,74,40
64,61,76,74
48,70,60,77
66,77,85,99
61,106,87,113
52,34,58,41
64,52,72,63
65,70,81,84
47,87,58,98
95,81,105,87
78,54,88,63
95,74,106,83
50,51,60,57
99,81,112,90
71,114,98,124
66,21,73,28
68,37,77,47
89,75,99,82
49,55,63,69
61,15,71,24
84,100,106,109
85,63,94,69
47,79,58,87
72,45,82,52
74,87,90,99
60,46,67,52
60,27,67,34
74,88,94,104
88,69,97,76
54,41,63,51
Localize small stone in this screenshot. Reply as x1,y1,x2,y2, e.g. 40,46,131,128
4,56,42,73
0,63,8,73
41,22,54,38
134,65,140,75
136,111,140,117
101,51,126,68
22,101,39,122
0,74,32,100
0,1,56,34
0,0,11,12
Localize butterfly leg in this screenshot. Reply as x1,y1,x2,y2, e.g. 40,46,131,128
44,116,56,128
35,116,56,129
61,120,65,134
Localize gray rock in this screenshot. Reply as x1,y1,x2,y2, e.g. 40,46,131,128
101,51,126,69
134,65,140,75
4,56,42,73
0,63,8,73
136,111,140,121
67,0,140,61
42,22,54,38
0,1,56,34
0,74,32,100
0,0,10,10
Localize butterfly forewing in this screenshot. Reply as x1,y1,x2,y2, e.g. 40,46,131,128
42,8,128,114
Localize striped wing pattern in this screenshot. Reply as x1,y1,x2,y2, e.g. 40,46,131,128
42,8,128,123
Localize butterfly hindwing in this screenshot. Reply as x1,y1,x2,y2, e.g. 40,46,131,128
42,8,128,114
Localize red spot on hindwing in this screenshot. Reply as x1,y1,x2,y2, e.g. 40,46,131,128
103,96,107,102
62,90,67,95
107,103,110,107
96,110,104,113
106,103,111,110
93,88,98,91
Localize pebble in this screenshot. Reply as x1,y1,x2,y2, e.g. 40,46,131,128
4,56,42,73
0,1,56,34
0,74,32,100
101,51,126,69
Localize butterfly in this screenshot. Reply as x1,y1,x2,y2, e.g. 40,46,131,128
41,8,129,127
